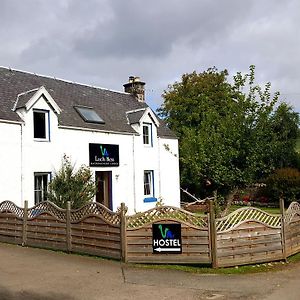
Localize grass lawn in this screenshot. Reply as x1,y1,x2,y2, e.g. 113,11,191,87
134,252,300,275
229,205,280,215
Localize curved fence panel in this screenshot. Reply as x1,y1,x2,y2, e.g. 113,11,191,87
70,202,120,225
70,202,121,259
216,207,281,233
284,201,300,256
285,202,300,225
126,206,210,264
0,201,23,244
127,206,208,229
0,200,24,218
216,207,283,267
27,201,66,221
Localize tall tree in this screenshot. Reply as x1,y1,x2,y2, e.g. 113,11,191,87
158,66,300,199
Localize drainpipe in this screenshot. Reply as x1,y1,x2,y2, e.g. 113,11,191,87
20,124,23,206
132,135,137,212
158,137,161,199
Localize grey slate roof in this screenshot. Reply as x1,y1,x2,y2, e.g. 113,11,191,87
126,109,146,124
15,88,39,110
0,67,176,138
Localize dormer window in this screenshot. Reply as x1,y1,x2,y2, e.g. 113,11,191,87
33,110,49,141
74,106,105,124
143,123,152,146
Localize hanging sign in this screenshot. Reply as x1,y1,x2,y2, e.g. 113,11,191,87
89,143,119,167
152,223,182,254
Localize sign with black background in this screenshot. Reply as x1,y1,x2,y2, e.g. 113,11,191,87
89,143,119,167
152,223,182,254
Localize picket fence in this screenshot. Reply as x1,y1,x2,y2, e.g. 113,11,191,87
0,199,300,268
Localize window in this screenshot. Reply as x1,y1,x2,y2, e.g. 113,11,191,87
33,110,49,140
74,106,105,124
34,173,51,205
143,123,152,146
144,170,154,196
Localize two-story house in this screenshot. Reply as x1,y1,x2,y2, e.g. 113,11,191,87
0,68,180,213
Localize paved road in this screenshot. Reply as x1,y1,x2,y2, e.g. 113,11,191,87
1,243,300,300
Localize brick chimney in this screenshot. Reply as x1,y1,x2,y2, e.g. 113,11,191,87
123,76,145,102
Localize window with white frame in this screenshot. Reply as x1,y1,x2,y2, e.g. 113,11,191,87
33,110,49,140
143,123,152,146
34,173,51,204
144,170,154,197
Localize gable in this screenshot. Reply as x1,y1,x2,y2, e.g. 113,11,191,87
127,107,160,127
14,86,61,114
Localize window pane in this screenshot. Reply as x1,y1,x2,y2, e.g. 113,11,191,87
34,173,50,204
34,112,46,139
143,125,149,145
144,171,152,196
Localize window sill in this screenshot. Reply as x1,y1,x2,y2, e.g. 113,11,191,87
143,197,157,203
34,138,50,142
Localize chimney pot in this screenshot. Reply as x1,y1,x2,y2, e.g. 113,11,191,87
123,76,145,102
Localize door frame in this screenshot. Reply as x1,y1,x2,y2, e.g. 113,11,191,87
95,171,113,210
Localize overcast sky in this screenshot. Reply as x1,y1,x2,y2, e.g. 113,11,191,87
1,0,300,113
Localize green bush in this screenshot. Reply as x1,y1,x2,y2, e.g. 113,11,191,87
47,155,96,209
264,168,300,203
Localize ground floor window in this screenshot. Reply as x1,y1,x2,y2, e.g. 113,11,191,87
144,170,154,197
34,173,51,205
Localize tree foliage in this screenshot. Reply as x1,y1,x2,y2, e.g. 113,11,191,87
158,66,300,198
47,155,96,209
263,168,300,203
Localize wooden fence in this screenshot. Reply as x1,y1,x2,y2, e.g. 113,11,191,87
1,199,300,268
0,200,122,260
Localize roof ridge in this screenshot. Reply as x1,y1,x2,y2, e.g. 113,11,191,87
0,66,130,96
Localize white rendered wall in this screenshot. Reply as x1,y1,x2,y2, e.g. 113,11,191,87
2,94,180,212
131,112,180,213
0,122,22,206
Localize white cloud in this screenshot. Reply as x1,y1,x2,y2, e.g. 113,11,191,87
0,0,299,113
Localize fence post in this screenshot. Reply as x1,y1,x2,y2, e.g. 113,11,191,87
280,197,287,262
22,200,28,246
66,201,72,253
120,202,127,263
208,199,218,268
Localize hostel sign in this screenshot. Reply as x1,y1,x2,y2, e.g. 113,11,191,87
89,143,119,167
152,223,182,254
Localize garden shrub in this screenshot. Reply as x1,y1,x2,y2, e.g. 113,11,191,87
263,168,300,203
47,155,96,209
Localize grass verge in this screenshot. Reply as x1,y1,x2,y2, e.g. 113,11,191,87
132,252,300,275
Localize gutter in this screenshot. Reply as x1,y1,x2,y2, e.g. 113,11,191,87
0,119,23,125
58,125,139,136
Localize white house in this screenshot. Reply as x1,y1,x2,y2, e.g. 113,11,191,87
0,68,180,213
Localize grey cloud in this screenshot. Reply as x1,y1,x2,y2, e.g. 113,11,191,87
72,0,257,59
0,0,300,113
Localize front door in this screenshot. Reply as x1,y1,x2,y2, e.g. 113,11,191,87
95,171,112,209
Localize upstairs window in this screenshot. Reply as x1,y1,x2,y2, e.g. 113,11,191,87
33,110,49,140
143,123,152,146
74,106,105,124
